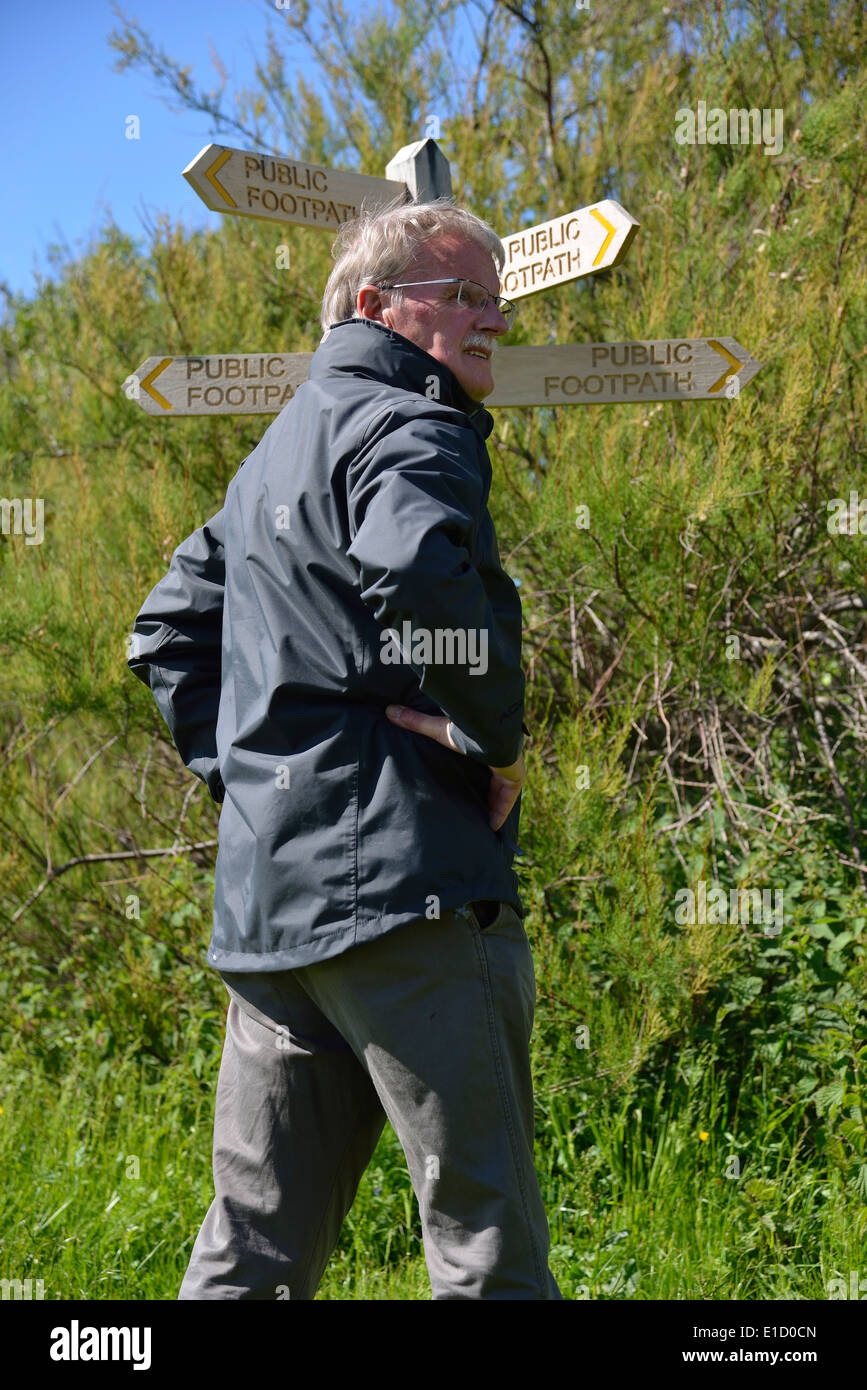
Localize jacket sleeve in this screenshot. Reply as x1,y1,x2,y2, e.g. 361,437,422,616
127,508,226,804
346,414,525,768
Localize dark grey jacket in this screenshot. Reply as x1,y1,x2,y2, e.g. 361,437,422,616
128,318,527,969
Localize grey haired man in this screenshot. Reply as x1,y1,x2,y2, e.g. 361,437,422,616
128,199,562,1300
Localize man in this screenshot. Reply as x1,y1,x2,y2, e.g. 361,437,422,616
128,198,562,1300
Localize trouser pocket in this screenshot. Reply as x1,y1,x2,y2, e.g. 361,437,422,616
468,899,501,930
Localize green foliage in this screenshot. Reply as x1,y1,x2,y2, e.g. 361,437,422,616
1,0,866,1297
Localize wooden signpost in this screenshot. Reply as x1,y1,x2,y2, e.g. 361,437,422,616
183,139,639,294
183,143,407,230
182,136,454,232
125,339,760,415
125,353,313,414
486,337,760,406
126,136,763,412
500,201,639,300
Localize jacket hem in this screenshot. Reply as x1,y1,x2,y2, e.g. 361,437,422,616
207,896,525,972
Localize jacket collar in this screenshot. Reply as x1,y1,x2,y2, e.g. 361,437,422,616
310,318,495,440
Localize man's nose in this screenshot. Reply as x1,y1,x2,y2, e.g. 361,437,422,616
476,298,508,333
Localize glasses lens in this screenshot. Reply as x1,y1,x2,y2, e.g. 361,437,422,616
457,281,487,313
457,281,515,325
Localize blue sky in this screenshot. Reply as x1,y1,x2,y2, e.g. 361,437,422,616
1,0,318,298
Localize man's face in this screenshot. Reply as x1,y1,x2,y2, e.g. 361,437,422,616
357,235,510,401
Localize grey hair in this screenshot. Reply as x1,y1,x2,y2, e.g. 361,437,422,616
320,198,505,332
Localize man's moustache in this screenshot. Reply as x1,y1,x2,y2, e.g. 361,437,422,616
461,335,498,354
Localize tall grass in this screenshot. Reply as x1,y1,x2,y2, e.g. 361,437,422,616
1,1013,861,1301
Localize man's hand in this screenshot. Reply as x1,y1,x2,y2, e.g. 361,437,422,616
385,705,525,832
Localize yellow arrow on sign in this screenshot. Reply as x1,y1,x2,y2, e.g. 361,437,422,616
204,148,237,208
590,207,616,267
141,358,174,410
707,339,743,393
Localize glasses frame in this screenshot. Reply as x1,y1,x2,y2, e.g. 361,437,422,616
375,277,516,327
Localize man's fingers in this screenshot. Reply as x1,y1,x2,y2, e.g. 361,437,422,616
385,706,523,830
386,704,456,750
488,771,522,831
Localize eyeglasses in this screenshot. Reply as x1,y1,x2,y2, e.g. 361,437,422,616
375,278,516,327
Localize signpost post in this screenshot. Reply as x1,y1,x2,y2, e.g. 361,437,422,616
385,139,452,201
125,339,761,416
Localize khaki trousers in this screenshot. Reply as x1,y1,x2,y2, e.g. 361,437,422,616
178,900,562,1300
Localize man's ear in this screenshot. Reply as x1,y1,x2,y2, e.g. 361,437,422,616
356,285,386,322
